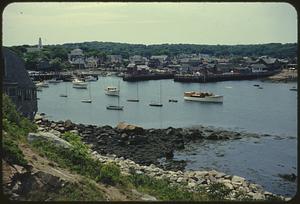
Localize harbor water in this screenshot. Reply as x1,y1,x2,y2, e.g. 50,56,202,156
37,76,297,196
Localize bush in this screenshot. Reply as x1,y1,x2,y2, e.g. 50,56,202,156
98,163,121,185
3,137,27,166
2,94,21,125
128,173,196,200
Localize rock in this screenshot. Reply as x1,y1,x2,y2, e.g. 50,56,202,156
34,114,43,121
176,177,184,183
28,132,72,149
278,173,297,182
187,181,197,188
141,194,157,201
165,150,174,159
223,182,234,190
231,175,245,184
64,120,74,130
116,122,144,134
70,130,79,135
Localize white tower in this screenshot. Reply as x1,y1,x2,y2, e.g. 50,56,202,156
38,37,43,49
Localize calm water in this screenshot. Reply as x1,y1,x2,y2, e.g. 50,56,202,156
37,76,297,196
38,76,297,137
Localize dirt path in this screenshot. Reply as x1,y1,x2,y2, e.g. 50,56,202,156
17,142,155,201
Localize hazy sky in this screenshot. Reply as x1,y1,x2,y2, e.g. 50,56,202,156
2,2,297,46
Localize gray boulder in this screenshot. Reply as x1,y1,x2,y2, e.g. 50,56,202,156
27,132,72,149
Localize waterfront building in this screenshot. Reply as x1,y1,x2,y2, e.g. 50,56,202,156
251,63,268,73
129,55,146,65
2,47,38,120
85,56,99,68
68,48,86,69
108,55,123,64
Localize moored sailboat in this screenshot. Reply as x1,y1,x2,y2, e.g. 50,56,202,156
149,81,163,107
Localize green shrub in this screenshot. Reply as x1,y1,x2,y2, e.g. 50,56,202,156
128,173,196,200
3,137,27,166
98,163,121,185
2,94,21,125
30,138,102,179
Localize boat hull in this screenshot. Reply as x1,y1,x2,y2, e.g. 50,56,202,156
184,95,223,103
106,105,123,110
105,91,119,96
149,103,163,107
73,84,87,89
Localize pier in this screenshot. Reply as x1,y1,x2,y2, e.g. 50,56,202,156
174,71,280,83
123,73,174,82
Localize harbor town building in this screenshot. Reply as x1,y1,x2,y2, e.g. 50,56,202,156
2,47,38,120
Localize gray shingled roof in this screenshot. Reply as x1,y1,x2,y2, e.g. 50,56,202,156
2,47,35,88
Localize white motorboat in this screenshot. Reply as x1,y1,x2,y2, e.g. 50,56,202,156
36,81,49,88
85,75,98,82
184,91,223,103
48,78,62,84
106,81,123,110
105,86,119,96
72,78,87,89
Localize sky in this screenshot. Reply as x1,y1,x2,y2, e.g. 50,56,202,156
2,2,297,46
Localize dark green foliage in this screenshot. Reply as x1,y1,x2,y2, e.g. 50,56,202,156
98,163,121,185
2,94,21,125
3,137,28,166
207,182,231,200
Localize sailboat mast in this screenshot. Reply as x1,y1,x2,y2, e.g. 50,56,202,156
118,80,120,106
89,82,91,99
136,82,139,99
159,81,162,104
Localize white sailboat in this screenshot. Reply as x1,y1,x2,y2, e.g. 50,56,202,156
81,82,92,103
107,81,123,110
127,82,139,102
149,81,163,107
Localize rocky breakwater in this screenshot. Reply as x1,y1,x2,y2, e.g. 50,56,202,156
35,118,248,171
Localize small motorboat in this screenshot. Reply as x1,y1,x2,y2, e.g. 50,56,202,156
169,99,178,103
290,87,297,91
59,94,68,97
253,84,260,87
48,78,62,84
84,75,98,82
81,99,92,103
105,86,119,96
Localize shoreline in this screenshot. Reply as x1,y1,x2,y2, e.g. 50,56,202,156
33,114,295,199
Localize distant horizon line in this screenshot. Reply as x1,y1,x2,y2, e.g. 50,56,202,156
5,40,298,47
